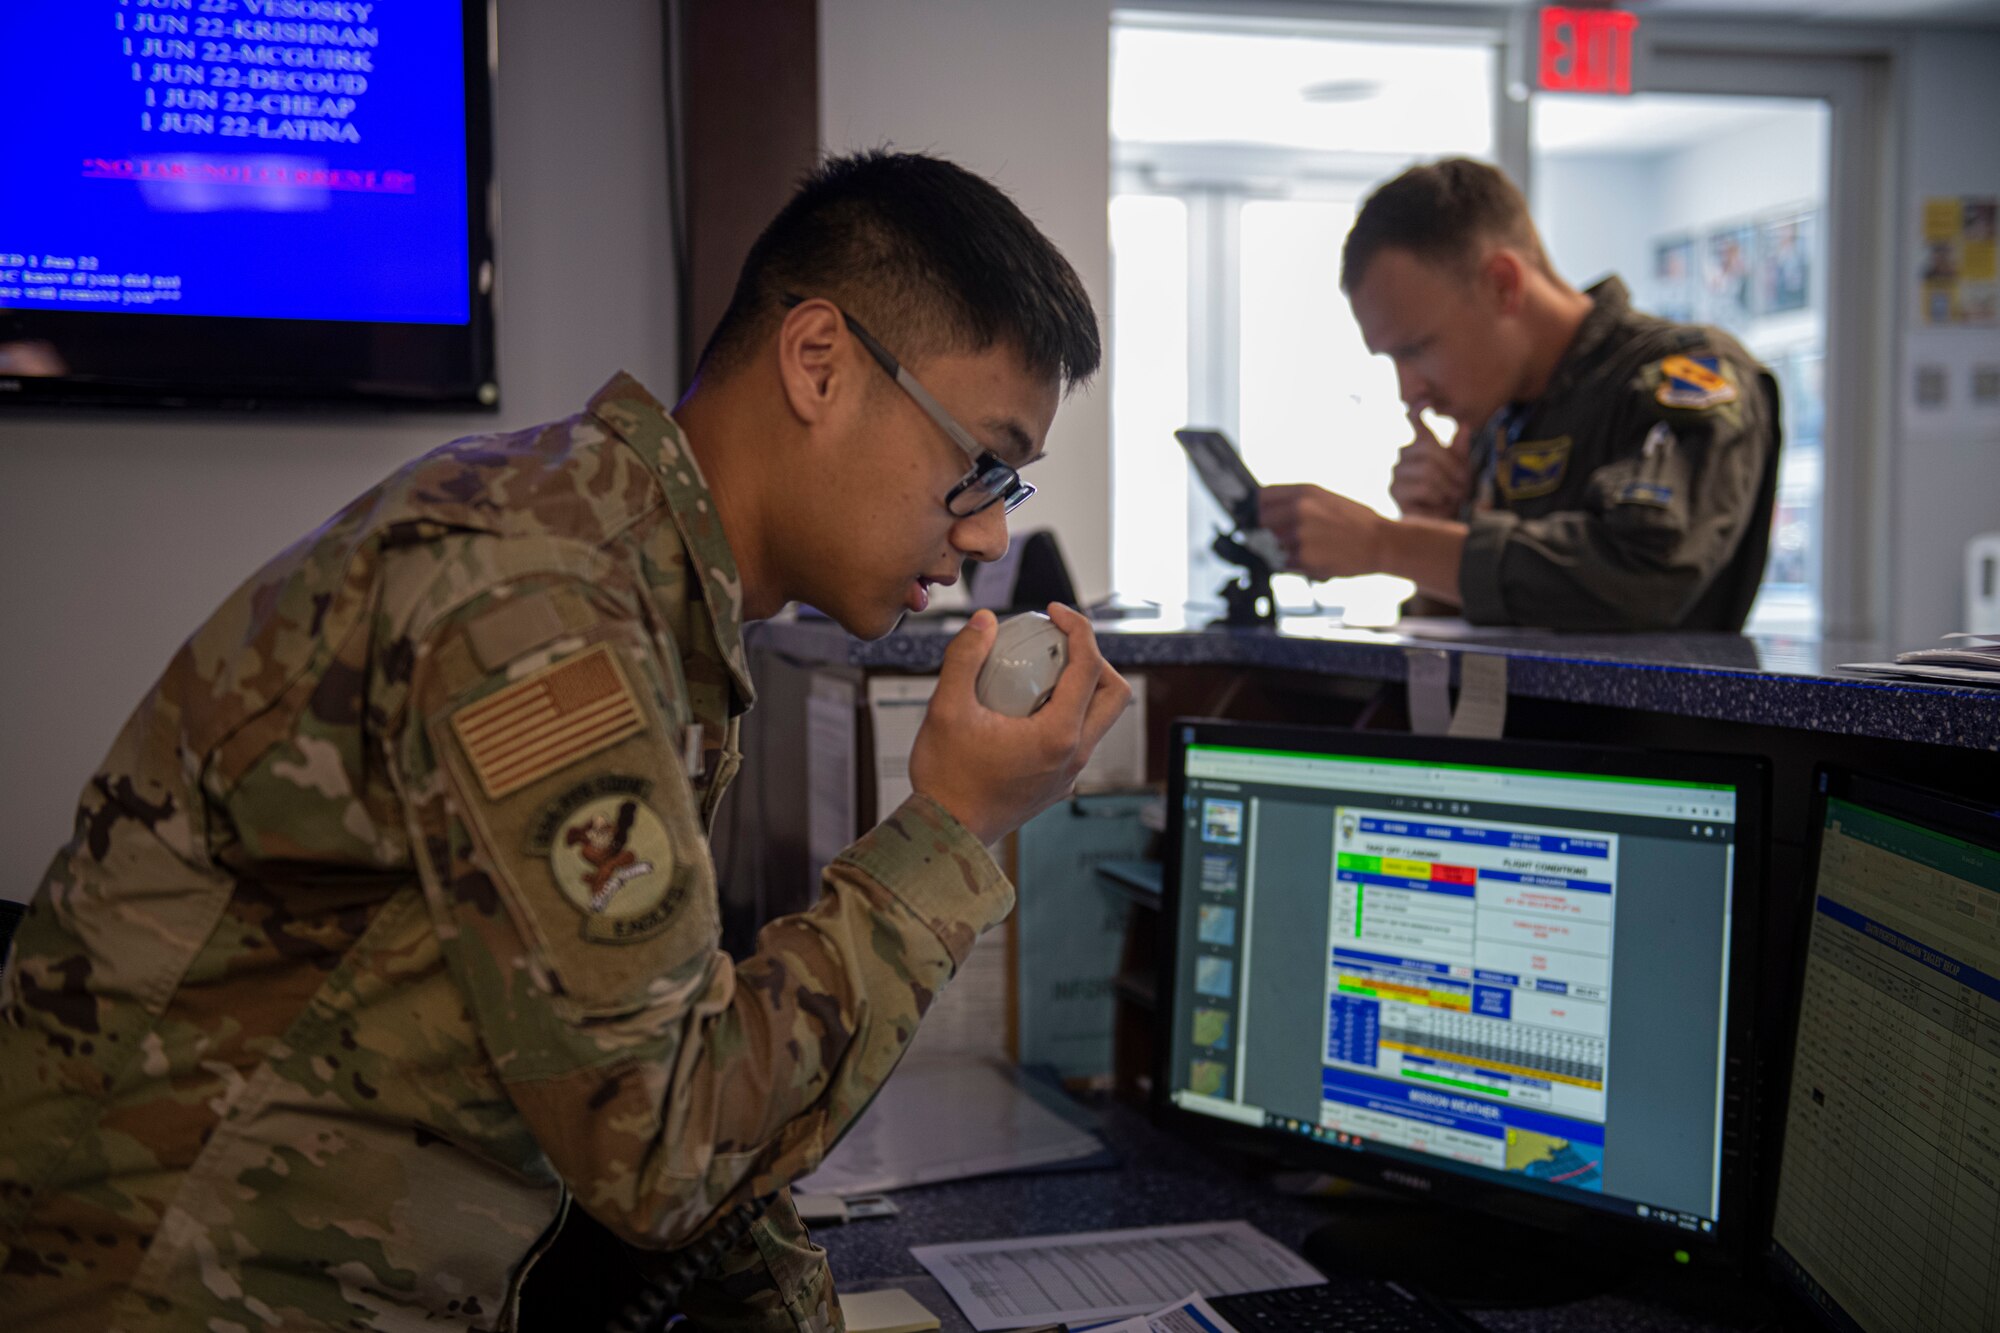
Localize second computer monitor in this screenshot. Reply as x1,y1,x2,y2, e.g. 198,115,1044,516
1159,719,1765,1265
1769,768,2000,1333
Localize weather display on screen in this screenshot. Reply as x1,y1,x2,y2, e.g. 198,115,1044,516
0,1,470,325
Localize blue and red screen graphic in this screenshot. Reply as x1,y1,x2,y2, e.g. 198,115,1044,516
0,0,470,325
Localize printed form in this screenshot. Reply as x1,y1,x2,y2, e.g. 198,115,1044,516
911,1220,1322,1331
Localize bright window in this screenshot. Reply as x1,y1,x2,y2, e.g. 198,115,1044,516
1110,16,1496,622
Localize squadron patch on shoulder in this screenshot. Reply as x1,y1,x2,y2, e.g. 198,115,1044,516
1654,355,1738,410
1497,435,1573,502
528,775,691,943
450,645,645,800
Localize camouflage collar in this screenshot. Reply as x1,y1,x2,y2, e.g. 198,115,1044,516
586,371,756,710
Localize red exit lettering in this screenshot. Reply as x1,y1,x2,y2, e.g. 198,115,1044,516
1539,6,1639,95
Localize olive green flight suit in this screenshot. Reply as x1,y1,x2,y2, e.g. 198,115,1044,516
1456,277,1781,631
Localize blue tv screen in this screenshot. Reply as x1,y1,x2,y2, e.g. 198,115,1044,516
0,0,496,408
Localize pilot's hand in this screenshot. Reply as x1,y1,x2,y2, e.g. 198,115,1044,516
909,606,1133,846
1389,410,1471,521
1259,484,1386,583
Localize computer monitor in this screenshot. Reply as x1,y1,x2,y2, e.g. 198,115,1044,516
1157,719,1765,1299
1769,769,2000,1333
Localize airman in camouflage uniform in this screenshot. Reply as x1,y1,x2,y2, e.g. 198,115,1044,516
0,151,1119,1332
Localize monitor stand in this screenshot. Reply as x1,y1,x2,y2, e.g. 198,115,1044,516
1300,1198,1635,1307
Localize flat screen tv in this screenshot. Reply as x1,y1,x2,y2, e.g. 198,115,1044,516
0,0,497,409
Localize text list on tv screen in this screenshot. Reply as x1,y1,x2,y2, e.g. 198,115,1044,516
1,0,471,327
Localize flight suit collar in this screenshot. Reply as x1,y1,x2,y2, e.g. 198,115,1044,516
1470,278,1633,517
1535,275,1632,406
585,371,756,714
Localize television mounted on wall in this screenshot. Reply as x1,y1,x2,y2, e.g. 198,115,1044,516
0,0,497,410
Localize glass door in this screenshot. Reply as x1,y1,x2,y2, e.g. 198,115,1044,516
1110,14,1500,622
1531,93,1831,636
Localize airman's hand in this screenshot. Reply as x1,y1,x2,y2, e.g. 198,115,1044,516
909,605,1133,846
1259,484,1387,583
1389,410,1471,521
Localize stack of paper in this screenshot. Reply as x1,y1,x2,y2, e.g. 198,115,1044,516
1840,633,2000,687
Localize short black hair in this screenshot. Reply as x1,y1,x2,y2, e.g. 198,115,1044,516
696,150,1100,391
1341,158,1552,293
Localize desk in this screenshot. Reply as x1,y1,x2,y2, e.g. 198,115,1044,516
818,1100,1778,1333
751,616,1988,1333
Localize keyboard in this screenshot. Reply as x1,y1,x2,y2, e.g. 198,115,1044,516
1209,1279,1481,1332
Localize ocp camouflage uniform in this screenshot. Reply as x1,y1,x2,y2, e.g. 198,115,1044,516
1454,276,1781,631
0,372,1013,1331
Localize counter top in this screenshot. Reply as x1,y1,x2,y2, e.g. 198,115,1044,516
817,1099,1770,1333
751,612,2000,750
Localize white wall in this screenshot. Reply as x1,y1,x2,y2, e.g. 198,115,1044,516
1535,153,1657,293
819,0,1115,604
1537,109,1826,319
1656,110,1828,237
0,1,677,898
1892,30,2000,648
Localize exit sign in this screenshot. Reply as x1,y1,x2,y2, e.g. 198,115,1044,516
1539,6,1639,95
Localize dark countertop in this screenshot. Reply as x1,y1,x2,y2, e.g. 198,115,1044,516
751,611,2000,751
818,1100,1776,1333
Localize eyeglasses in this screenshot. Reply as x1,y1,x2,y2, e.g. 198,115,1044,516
781,293,1035,517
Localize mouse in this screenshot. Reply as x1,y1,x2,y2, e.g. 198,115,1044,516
975,611,1069,716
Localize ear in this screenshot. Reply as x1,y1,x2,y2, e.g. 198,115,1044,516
774,298,850,427
1483,248,1527,316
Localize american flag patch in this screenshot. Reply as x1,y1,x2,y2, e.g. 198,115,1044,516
450,645,646,800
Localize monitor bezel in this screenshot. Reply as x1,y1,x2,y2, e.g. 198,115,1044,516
0,0,499,412
1765,765,2000,1329
1154,717,1768,1267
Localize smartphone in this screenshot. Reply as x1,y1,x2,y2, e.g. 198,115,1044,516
1174,427,1262,531
1173,427,1287,569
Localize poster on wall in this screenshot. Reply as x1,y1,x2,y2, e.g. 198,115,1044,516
1920,195,1998,327
1652,236,1697,322
1704,225,1757,328
1756,213,1814,315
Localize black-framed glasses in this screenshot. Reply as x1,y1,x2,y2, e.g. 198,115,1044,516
781,293,1034,517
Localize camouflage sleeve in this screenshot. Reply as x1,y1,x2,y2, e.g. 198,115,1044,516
397,574,1013,1260
1458,354,1775,631
672,1189,841,1332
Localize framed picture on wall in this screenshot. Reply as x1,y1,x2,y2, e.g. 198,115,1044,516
1652,235,1697,322
1756,212,1814,315
1704,224,1757,328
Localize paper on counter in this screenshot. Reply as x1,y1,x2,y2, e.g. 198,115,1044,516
1404,648,1452,735
1086,1292,1244,1333
911,1219,1323,1331
1447,651,1508,738
866,675,937,814
838,1286,943,1333
1838,661,2000,687
807,674,858,883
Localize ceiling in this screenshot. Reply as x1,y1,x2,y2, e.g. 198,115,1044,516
1534,93,1825,154
1291,0,2000,24
1626,0,2000,23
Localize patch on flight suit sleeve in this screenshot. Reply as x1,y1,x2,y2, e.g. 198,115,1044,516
1616,481,1676,508
1652,355,1738,410
450,644,646,799
1497,435,1573,502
